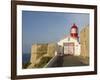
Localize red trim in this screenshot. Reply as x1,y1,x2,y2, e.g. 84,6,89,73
71,33,78,38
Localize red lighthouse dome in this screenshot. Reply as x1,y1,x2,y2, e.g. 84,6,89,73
70,24,78,39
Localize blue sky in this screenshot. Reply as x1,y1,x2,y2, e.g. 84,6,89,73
22,11,89,53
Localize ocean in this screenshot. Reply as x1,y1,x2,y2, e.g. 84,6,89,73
22,53,31,64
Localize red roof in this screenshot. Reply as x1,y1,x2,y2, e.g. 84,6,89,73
71,24,77,29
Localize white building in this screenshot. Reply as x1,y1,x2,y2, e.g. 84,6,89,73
57,24,81,56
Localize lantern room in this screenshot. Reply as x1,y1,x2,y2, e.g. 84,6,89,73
70,24,78,39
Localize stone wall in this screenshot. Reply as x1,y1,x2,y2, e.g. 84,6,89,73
80,25,89,58
47,43,57,57
29,43,57,68
30,44,37,64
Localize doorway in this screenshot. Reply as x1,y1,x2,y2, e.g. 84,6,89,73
63,43,74,55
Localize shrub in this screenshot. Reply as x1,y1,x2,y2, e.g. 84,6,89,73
34,56,52,68
22,62,31,69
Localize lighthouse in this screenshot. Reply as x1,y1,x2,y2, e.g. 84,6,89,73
57,23,80,56
70,24,78,40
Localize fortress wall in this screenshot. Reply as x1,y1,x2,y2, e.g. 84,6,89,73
80,26,89,58
30,43,57,65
